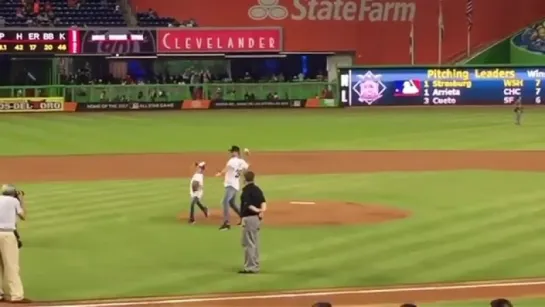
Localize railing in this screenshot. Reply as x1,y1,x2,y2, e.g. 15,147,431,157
0,82,337,103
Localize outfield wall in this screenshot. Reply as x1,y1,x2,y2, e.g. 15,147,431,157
464,39,511,64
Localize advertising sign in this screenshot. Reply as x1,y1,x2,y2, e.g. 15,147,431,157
157,28,282,53
76,102,181,111
131,0,545,63
0,97,64,113
210,99,304,108
339,66,545,106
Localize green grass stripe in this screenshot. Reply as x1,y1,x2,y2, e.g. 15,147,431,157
3,108,545,155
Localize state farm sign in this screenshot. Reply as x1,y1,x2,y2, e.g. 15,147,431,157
157,28,283,53
248,0,416,22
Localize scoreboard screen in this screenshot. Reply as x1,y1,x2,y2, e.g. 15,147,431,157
338,66,545,106
0,28,156,55
0,29,73,54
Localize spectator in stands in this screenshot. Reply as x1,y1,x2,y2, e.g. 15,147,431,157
243,72,252,82
321,85,333,98
266,92,279,100
244,91,256,101
0,16,5,27
182,69,191,84
36,11,48,24
490,299,513,307
33,0,40,15
224,90,235,100
184,18,197,27
15,7,25,19
316,71,326,81
147,8,157,19
212,87,223,100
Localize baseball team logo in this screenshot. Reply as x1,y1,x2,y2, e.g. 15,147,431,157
248,0,289,20
352,71,386,105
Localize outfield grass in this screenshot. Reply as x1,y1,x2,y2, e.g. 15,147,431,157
1,107,545,155
3,108,545,301
18,171,545,300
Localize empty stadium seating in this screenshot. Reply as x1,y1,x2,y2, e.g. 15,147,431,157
0,0,126,27
135,12,175,27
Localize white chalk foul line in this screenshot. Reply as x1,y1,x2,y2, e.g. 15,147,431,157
35,280,545,307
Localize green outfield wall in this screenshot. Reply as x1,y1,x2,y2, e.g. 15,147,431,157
0,82,336,103
464,39,511,64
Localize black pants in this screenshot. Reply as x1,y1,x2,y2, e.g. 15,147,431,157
14,230,22,248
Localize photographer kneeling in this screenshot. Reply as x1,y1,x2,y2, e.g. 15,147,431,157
0,184,28,303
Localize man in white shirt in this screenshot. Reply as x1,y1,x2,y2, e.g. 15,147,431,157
0,184,28,303
215,145,249,230
188,161,209,224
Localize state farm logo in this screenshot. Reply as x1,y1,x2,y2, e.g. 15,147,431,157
248,0,288,20
248,0,416,22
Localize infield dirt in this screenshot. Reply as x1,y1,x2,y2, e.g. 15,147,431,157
2,150,544,306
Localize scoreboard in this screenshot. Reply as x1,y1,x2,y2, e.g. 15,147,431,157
338,66,545,106
0,30,73,54
0,28,156,55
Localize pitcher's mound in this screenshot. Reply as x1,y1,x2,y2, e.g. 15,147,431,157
181,201,410,226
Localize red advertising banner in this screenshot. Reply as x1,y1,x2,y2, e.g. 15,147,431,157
134,0,545,64
157,28,282,53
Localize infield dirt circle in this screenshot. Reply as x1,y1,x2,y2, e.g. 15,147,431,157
1,150,545,306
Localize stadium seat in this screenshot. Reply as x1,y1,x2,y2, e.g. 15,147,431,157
0,0,126,27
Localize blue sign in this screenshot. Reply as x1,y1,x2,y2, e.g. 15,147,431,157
338,66,545,106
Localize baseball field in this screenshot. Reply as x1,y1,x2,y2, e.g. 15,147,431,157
2,107,545,307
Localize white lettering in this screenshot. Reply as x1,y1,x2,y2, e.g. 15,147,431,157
164,34,277,51
432,89,461,96
161,33,171,49
29,33,40,40
289,0,415,22
527,70,545,78
432,97,456,104
503,88,522,96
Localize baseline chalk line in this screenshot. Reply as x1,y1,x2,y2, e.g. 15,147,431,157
34,279,545,307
